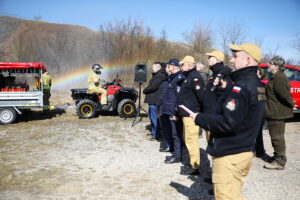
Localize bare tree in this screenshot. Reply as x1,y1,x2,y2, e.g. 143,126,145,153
254,36,264,48
293,33,300,54
97,17,155,65
261,44,280,64
183,23,213,62
218,20,248,64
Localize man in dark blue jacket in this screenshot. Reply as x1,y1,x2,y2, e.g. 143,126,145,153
161,58,185,164
190,43,265,200
143,62,167,140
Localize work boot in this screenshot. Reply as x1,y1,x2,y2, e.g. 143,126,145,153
164,156,181,164
256,153,271,162
165,155,174,161
180,165,200,175
149,135,157,141
159,147,170,152
263,160,284,170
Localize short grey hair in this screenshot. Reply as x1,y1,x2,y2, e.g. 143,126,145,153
270,56,285,71
196,62,204,68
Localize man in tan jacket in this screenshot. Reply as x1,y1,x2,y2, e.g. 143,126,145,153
41,70,52,111
88,64,107,105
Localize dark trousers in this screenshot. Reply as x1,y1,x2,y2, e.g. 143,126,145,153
159,115,170,149
161,114,183,158
161,115,174,151
255,120,266,156
267,119,287,166
43,89,51,105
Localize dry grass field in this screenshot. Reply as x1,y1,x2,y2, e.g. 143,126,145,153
0,93,300,200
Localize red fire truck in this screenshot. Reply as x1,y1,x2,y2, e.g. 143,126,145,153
259,64,300,113
0,62,47,124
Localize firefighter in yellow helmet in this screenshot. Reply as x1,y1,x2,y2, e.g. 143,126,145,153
88,64,107,105
41,69,52,111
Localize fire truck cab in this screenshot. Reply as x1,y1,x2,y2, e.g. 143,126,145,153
259,64,300,113
0,62,47,124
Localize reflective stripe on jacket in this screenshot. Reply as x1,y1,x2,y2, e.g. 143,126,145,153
42,73,52,89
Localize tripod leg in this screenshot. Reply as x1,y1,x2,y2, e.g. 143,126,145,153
132,83,147,126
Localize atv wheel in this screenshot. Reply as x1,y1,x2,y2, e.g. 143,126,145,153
117,99,136,118
76,99,98,119
0,107,17,124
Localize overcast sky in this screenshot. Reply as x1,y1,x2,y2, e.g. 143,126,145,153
1,0,300,62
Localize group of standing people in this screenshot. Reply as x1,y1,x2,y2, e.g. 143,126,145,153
143,43,295,200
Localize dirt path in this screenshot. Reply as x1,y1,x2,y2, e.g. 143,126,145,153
0,108,300,200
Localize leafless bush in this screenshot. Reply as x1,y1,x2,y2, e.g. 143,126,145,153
183,23,213,63
218,20,247,64
98,18,154,64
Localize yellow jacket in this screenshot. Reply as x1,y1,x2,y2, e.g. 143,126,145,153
88,71,101,88
42,72,52,90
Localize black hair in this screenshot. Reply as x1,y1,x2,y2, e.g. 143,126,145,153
160,62,166,68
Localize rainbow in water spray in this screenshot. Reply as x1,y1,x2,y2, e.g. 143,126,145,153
51,64,133,91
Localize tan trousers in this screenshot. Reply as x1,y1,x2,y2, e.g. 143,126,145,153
212,152,253,200
183,117,201,169
89,86,107,105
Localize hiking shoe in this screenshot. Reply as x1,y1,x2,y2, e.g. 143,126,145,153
263,161,284,170
256,153,272,162
165,157,181,164
180,168,200,176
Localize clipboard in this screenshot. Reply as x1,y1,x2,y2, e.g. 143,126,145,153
178,104,193,115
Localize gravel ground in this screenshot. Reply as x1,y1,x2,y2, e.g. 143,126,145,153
0,106,299,200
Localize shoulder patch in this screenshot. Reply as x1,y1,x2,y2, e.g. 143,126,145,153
257,87,265,93
226,99,237,111
232,86,241,93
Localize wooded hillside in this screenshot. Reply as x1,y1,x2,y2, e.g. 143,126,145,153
0,16,193,77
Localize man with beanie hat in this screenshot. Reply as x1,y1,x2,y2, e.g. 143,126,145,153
190,43,266,199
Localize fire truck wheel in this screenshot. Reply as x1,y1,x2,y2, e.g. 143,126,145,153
0,107,17,124
76,99,97,119
117,99,137,118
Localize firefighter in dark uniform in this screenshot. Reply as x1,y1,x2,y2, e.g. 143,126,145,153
177,55,204,175
203,50,232,146
204,50,232,114
190,43,266,200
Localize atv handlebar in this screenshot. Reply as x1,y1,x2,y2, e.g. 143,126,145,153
103,75,122,88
